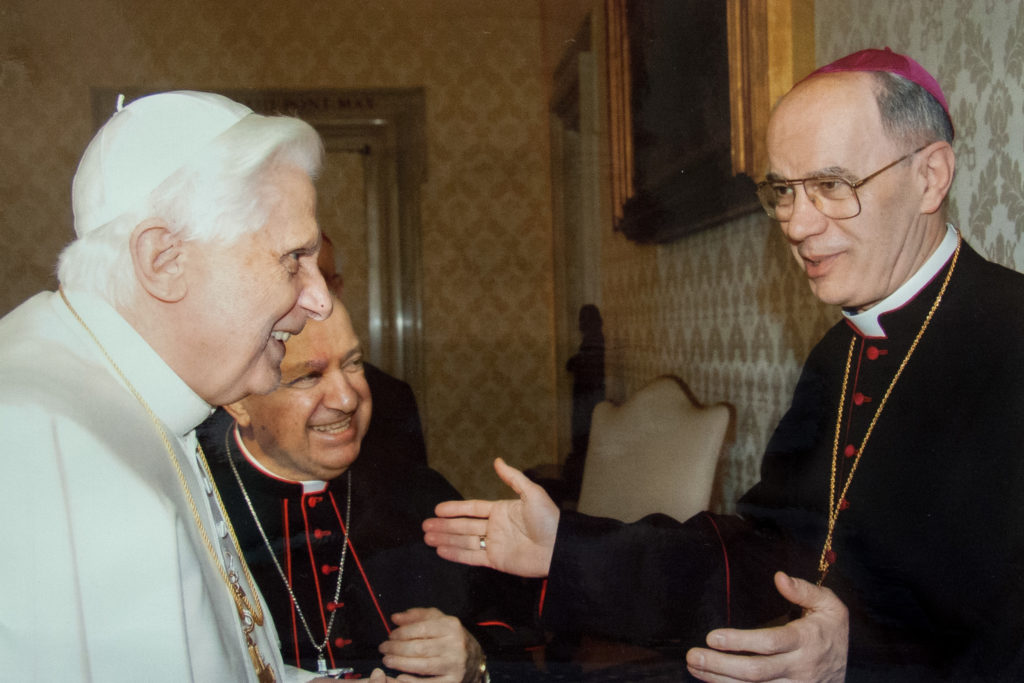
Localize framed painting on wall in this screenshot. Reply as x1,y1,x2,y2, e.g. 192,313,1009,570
607,0,813,243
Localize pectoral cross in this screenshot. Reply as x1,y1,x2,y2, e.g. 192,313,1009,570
247,634,276,682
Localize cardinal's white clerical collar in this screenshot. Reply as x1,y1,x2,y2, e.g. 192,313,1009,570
232,424,328,494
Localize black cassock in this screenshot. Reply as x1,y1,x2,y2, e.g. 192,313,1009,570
543,240,1024,680
199,410,542,679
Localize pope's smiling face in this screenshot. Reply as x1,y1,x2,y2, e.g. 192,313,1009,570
229,301,372,481
182,164,332,405
766,72,939,311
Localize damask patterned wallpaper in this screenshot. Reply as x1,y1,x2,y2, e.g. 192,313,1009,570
603,0,1024,511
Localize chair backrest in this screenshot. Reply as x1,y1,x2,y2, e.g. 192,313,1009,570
576,375,732,523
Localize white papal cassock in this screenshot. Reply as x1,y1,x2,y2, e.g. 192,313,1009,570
0,288,309,682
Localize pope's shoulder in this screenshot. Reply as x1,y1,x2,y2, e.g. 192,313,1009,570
0,291,114,414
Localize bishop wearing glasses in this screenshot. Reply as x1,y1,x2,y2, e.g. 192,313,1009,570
423,48,1024,681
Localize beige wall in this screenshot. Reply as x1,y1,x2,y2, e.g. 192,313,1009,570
3,0,1022,505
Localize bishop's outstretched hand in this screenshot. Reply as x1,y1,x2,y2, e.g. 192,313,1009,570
422,458,560,578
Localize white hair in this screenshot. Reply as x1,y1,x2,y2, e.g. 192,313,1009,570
57,113,323,308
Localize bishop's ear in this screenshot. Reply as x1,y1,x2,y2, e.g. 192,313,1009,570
130,220,188,302
917,141,956,215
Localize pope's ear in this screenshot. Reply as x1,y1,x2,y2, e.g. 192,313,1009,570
223,401,252,429
130,220,187,302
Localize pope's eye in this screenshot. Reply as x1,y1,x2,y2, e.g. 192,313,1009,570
283,251,303,273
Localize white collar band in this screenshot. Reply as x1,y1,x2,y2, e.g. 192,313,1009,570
57,288,212,437
231,424,327,494
843,224,959,338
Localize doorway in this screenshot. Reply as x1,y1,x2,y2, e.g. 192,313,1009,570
549,15,606,461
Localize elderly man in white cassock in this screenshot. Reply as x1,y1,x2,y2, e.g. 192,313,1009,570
0,92,392,682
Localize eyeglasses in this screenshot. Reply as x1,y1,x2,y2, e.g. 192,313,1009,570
756,146,925,221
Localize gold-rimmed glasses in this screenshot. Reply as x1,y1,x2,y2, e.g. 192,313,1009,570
756,146,925,221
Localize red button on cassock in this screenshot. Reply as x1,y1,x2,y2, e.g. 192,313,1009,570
334,637,352,648
853,392,868,405
321,564,338,575
844,444,857,458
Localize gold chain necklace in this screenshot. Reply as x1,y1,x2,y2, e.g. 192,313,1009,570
816,235,961,585
59,288,276,682
225,430,353,676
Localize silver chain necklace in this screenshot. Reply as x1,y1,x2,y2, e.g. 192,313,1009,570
225,429,352,676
